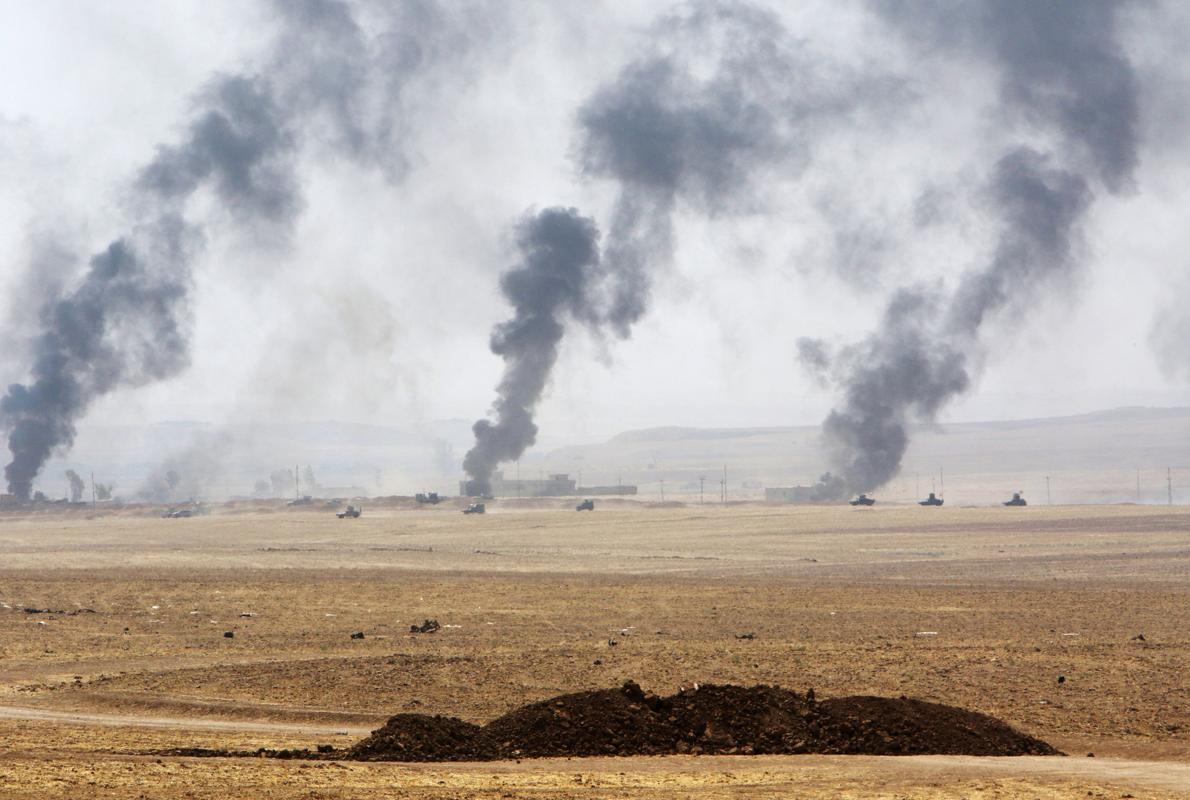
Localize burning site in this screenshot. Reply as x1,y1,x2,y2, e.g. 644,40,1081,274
0,2,1188,798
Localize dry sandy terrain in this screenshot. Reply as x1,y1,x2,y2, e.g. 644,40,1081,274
0,502,1187,797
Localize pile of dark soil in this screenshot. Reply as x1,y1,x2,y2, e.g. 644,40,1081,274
347,714,491,761
346,682,1058,762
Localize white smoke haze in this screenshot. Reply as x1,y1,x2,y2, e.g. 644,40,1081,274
0,1,1187,499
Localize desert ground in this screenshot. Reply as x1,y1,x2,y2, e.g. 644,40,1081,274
0,501,1187,798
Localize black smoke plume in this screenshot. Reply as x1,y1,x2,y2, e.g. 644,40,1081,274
462,2,892,493
805,1,1138,497
577,1,885,338
65,469,85,503
462,208,601,496
1,0,485,499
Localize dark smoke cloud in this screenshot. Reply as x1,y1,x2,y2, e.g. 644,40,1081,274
65,469,85,503
462,1,899,494
1,0,486,499
462,209,601,495
807,1,1137,497
874,0,1138,190
577,0,892,338
268,0,499,181
2,221,198,500
462,208,601,495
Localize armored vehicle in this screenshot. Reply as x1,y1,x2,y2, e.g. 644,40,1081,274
849,494,876,506
1003,492,1027,507
576,499,595,511
462,502,486,514
919,492,944,506
415,492,440,504
337,504,362,518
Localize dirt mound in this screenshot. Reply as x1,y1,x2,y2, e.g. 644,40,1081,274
348,714,491,762
484,684,676,757
348,682,1058,762
813,696,1056,756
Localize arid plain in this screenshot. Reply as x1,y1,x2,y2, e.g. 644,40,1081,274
0,501,1187,798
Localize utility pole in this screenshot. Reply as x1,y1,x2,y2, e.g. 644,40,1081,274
940,466,944,500
660,478,665,502
721,465,727,505
699,476,705,505
1046,475,1051,506
516,460,521,499
1168,467,1173,506
1136,468,1141,503
90,471,96,511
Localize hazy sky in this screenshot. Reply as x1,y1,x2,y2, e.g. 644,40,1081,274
1,0,1187,453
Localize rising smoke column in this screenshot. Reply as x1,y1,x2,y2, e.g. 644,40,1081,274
804,0,1138,497
0,74,292,500
461,2,889,493
462,209,601,496
1,0,487,499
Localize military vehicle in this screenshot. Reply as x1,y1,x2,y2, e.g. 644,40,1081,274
336,504,362,518
462,502,486,515
1003,492,1027,507
415,492,440,504
849,494,876,506
919,492,944,506
162,508,192,518
576,499,595,511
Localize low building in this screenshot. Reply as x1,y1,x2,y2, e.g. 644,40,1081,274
765,486,816,503
461,471,576,498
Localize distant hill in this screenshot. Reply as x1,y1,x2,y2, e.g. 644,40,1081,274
546,407,1190,505
34,407,1190,505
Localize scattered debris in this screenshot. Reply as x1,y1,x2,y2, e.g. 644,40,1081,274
410,619,441,634
350,632,365,640
915,631,939,637
239,613,254,618
1132,633,1146,642
735,632,755,640
223,631,234,639
1057,675,1066,684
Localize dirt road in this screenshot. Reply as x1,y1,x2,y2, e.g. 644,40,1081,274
0,704,371,736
